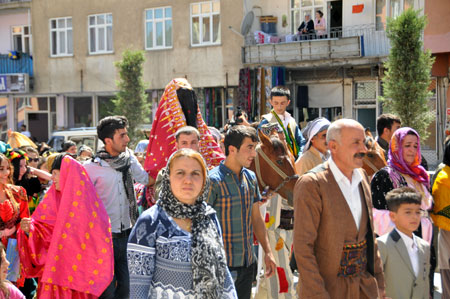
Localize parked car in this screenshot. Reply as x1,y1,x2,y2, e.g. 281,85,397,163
47,127,103,153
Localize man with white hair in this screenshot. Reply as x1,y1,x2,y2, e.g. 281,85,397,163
293,119,386,298
295,117,331,175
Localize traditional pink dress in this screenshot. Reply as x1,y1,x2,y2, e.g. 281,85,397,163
17,156,113,298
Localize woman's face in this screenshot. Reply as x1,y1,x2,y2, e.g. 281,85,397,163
169,156,204,205
316,12,321,19
51,169,61,191
0,159,10,185
0,249,9,281
19,158,27,180
402,134,419,166
67,146,77,155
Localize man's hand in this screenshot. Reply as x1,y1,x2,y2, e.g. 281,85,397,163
264,252,277,278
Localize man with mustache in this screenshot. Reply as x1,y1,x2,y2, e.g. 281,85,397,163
293,119,386,298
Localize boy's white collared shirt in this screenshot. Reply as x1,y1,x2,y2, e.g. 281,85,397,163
396,228,419,277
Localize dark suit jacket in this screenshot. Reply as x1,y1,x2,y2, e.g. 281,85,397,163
298,19,314,34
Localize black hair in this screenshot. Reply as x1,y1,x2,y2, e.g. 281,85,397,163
386,187,422,212
61,140,76,152
175,126,200,142
10,149,27,184
51,154,66,172
316,10,324,17
270,86,291,101
224,125,259,156
376,114,401,137
97,116,128,143
443,136,450,167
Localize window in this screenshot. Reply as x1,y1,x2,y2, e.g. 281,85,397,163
376,0,416,31
291,0,324,34
11,26,32,54
145,7,172,49
354,82,377,135
191,1,220,46
50,17,73,56
88,13,113,54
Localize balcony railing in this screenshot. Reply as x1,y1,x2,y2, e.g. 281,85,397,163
0,53,33,77
0,0,31,3
243,24,390,65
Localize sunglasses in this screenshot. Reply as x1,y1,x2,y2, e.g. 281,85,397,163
28,158,39,162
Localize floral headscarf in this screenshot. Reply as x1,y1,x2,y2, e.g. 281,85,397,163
388,127,429,188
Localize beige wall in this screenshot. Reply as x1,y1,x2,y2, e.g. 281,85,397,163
31,0,244,94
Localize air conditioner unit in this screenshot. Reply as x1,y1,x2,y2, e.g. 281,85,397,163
0,73,29,94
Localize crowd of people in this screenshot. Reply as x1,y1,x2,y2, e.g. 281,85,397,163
0,81,447,299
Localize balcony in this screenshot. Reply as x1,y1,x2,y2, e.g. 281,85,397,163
242,25,390,66
0,0,31,9
0,53,33,77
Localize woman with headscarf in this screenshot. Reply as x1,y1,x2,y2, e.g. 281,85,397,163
128,148,236,298
431,138,450,297
17,154,113,298
371,127,432,241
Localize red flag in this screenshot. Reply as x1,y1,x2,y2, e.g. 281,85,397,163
144,78,224,179
352,4,364,13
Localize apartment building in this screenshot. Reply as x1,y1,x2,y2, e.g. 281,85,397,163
0,0,33,140
0,0,244,142
238,0,447,165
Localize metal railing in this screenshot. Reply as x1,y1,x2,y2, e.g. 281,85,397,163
246,24,390,58
0,53,33,76
0,0,31,3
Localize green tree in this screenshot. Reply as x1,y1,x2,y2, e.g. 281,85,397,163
380,9,435,140
114,49,150,145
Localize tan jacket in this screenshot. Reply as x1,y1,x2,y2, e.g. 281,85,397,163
293,162,385,298
377,229,430,299
295,146,324,176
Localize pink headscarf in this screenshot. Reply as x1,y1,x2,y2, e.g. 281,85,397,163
18,156,113,297
388,127,429,188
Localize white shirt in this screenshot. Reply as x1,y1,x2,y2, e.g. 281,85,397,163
329,158,363,230
396,228,420,277
276,111,293,129
84,150,149,233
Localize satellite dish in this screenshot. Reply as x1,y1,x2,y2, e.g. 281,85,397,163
240,11,254,36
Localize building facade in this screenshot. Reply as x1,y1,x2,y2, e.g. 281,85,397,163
1,0,245,142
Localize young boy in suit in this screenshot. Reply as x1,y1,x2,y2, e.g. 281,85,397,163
377,187,430,299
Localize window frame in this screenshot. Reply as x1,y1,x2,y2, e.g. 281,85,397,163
88,13,113,55
190,1,221,47
11,25,32,54
49,16,73,57
144,6,173,50
290,0,325,35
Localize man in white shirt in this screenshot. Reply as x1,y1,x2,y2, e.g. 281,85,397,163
293,119,386,298
84,116,153,299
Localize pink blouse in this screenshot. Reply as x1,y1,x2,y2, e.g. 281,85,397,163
314,17,327,36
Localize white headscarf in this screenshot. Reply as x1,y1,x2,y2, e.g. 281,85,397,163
302,117,331,151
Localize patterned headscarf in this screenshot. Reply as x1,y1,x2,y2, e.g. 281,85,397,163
157,150,227,298
302,117,331,150
388,127,429,188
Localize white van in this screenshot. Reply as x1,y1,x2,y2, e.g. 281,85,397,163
47,127,103,153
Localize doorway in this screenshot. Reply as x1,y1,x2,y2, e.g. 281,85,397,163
329,0,342,38
27,113,48,142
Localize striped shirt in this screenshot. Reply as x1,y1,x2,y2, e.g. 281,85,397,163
207,161,261,267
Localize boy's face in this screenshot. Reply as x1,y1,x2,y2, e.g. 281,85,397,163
389,203,421,236
270,96,290,115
